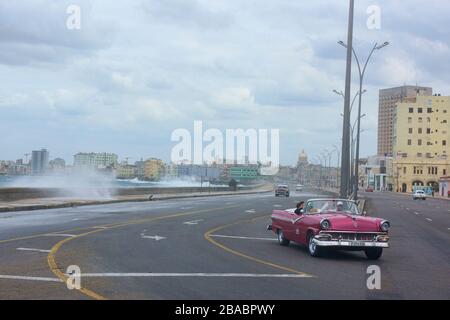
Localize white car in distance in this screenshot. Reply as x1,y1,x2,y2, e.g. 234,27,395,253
413,190,427,200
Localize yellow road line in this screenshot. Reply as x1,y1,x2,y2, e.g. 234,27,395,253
46,205,238,300
204,216,314,278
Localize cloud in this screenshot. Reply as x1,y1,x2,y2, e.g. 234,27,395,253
1,0,450,165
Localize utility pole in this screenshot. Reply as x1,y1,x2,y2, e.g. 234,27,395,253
340,0,354,199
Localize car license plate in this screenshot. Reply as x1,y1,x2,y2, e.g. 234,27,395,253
351,241,365,247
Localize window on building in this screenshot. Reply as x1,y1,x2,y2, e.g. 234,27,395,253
409,128,413,134
418,117,423,123
418,139,422,146
403,167,406,174
418,108,423,113
427,128,431,134
418,128,422,134
409,108,413,113
444,169,447,175
443,140,447,146
427,117,431,122
427,108,432,113
408,117,412,123
443,120,448,124
417,153,422,157
408,139,412,145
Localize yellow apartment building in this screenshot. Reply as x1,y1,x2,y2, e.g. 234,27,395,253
392,95,450,192
144,158,165,181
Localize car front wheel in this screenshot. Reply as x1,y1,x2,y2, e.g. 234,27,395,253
277,230,290,246
308,233,321,257
365,248,383,260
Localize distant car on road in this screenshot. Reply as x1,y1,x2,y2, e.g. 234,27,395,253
413,190,427,200
296,184,303,191
275,184,290,197
365,187,374,192
268,198,390,260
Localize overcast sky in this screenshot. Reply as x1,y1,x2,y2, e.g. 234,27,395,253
1,0,449,166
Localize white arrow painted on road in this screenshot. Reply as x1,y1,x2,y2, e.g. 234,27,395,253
183,219,204,225
141,235,166,241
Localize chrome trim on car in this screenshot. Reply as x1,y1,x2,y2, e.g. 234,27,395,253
313,238,389,248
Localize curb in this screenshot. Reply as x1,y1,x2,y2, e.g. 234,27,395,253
0,188,273,213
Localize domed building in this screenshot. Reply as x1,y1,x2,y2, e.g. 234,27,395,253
297,150,308,167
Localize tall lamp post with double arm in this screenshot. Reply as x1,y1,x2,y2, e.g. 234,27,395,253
338,40,389,199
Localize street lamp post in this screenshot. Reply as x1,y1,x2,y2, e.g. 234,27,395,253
341,113,366,197
338,40,389,199
333,145,340,188
339,0,355,199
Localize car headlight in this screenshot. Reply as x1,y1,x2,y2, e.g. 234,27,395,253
320,219,331,230
380,220,390,232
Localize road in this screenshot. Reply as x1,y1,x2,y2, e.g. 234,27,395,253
0,190,449,299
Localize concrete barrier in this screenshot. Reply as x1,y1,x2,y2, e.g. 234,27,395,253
0,184,263,201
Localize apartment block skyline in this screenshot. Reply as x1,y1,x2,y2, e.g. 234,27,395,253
377,85,433,156
392,94,450,192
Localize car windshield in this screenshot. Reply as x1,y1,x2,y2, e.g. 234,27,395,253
305,200,360,215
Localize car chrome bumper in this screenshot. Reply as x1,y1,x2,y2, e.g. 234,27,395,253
313,238,389,248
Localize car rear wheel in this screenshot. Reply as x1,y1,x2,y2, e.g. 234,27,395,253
365,248,383,260
308,233,321,257
277,230,290,246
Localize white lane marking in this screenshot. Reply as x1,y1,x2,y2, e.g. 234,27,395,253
0,275,62,282
273,205,282,208
180,207,194,210
76,273,311,278
44,234,76,237
141,235,166,241
406,208,411,211
183,219,204,225
414,212,420,215
245,209,256,213
210,234,277,241
426,218,433,222
91,226,107,229
16,248,51,253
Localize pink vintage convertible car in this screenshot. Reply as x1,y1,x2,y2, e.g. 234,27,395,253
268,199,390,260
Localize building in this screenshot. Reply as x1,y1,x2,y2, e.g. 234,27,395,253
116,164,136,179
392,94,450,192
438,176,450,198
359,155,393,191
73,153,118,169
378,86,432,156
31,149,49,175
144,158,165,181
134,159,145,178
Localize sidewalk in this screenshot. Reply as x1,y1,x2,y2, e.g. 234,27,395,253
0,185,274,213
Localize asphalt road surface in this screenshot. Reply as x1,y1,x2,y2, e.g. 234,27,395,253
0,189,449,299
